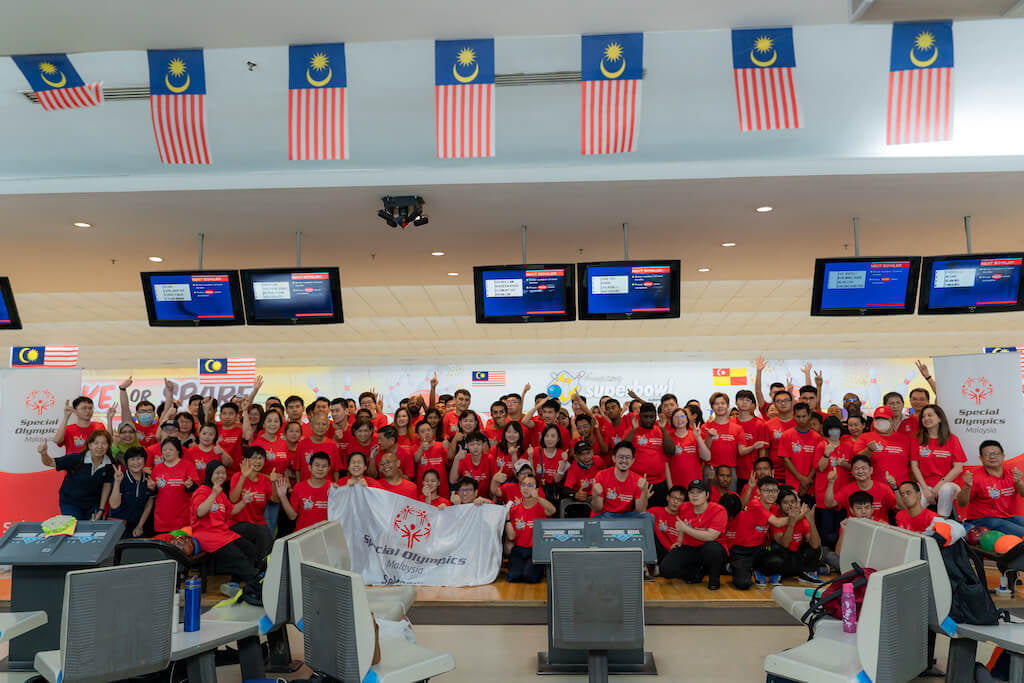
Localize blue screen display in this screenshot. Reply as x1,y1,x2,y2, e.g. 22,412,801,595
584,264,674,314
819,260,913,310
926,256,1022,309
480,268,569,318
0,293,9,324
248,270,337,320
148,273,238,321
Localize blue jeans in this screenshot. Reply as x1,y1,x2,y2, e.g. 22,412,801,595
966,516,1024,536
263,502,280,534
59,502,95,521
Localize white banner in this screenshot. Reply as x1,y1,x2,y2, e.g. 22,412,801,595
328,485,507,587
0,369,84,473
934,353,1024,464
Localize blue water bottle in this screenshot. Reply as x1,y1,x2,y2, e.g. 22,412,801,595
184,576,201,632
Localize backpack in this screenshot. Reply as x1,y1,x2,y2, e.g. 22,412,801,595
800,562,876,639
940,538,1005,626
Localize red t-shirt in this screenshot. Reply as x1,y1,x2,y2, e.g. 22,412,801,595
457,454,497,495
677,501,727,547
376,478,419,500
294,438,342,480
336,476,381,488
145,442,166,470
965,468,1018,520
498,481,547,505
911,435,967,486
700,420,745,469
532,448,568,485
648,506,681,551
897,414,919,439
136,422,159,448
895,507,938,533
290,480,331,530
733,415,769,476
343,435,378,467
189,486,239,553
530,419,572,450
184,445,217,478
509,500,549,548
593,468,643,515
813,438,854,502
372,447,415,480
732,499,775,548
152,459,195,532
420,495,448,508
853,431,911,486
834,481,897,522
606,419,633,449
564,458,606,495
250,434,290,477
629,426,668,484
415,442,450,497
57,421,105,451
778,427,824,489
774,517,811,552
216,424,244,472
489,444,524,480
765,417,797,480
667,430,704,489
442,411,465,439
229,472,273,525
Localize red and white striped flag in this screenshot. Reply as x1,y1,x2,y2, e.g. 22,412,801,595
199,358,257,385
435,39,495,159
147,49,212,165
887,22,953,146
289,44,349,160
12,54,103,112
731,29,801,132
581,33,643,155
11,346,79,368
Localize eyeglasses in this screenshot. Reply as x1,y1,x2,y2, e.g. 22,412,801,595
520,483,537,489
667,496,686,503
843,398,858,404
614,454,634,460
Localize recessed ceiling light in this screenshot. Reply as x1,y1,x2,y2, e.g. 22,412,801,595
447,272,459,276
755,206,774,213
721,242,737,247
72,221,92,229
148,256,164,263
431,251,445,256
697,267,711,272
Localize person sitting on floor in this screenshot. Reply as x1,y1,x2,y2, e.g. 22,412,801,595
762,489,824,585
658,479,728,590
505,473,555,584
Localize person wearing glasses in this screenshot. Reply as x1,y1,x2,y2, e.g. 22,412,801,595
505,473,555,583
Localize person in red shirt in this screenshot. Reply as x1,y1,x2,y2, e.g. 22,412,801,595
659,479,728,590
449,476,493,506
501,391,535,446
647,485,686,564
226,449,275,557
778,402,825,498
215,402,245,473
666,408,711,490
54,396,106,454
247,409,291,479
451,432,497,496
853,406,911,487
600,398,633,449
191,463,265,606
371,426,415,480
483,401,509,443
282,395,314,438
295,416,343,481
418,469,448,508
337,451,380,489
413,420,450,498
523,397,572,450
825,454,899,523
392,407,418,450
444,410,483,464
505,473,556,583
591,442,650,517
740,457,776,506
765,390,797,481
572,412,608,458
708,465,734,503
766,489,823,584
700,393,745,483
491,460,548,506
490,422,527,482
442,389,472,439
278,452,333,530
357,391,389,430
151,437,198,532
375,452,418,499
895,481,939,533
729,477,789,589
753,355,787,419
622,403,674,507
344,419,378,468
813,416,853,551
563,440,607,504
883,391,918,440
910,404,966,518
958,440,1024,535
528,425,569,496
734,390,769,489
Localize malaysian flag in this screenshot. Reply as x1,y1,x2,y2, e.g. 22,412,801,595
11,346,79,368
148,49,211,164
11,54,102,111
472,370,506,387
731,28,800,132
289,43,348,160
435,39,494,159
581,33,643,155
199,358,257,385
887,21,953,146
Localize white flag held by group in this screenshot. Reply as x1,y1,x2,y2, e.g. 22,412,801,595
328,485,507,587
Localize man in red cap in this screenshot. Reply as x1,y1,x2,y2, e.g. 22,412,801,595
852,406,911,487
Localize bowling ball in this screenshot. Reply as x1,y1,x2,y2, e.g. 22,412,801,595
994,534,1022,555
980,530,1006,553
546,384,562,399
967,526,990,546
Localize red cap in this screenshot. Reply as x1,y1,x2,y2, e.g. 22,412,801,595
873,406,893,420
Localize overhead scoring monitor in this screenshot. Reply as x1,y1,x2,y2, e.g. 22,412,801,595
0,277,23,330
577,260,681,320
811,257,921,316
140,270,245,327
473,264,576,323
241,267,343,325
919,253,1024,315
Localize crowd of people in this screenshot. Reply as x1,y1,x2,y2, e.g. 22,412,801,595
35,357,1023,598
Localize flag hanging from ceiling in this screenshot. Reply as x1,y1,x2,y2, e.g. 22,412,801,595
11,346,79,368
288,43,349,160
11,54,103,111
435,39,495,159
198,358,257,385
730,28,801,132
581,33,643,155
887,21,953,146
147,49,211,164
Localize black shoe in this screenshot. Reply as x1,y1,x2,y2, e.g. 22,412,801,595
708,579,721,591
241,583,263,607
684,578,701,584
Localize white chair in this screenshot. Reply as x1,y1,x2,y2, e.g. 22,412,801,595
0,611,46,644
300,560,455,682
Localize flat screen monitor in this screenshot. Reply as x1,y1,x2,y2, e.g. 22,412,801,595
0,277,23,330
811,257,921,316
918,253,1024,315
577,260,681,320
140,270,245,327
241,267,343,325
473,264,575,323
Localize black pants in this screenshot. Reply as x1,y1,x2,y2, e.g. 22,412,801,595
230,522,273,564
213,536,261,584
647,480,669,509
759,542,821,578
508,545,545,583
729,545,772,590
659,542,727,584
815,507,845,550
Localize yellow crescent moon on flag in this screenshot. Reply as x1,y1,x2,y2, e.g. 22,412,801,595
165,74,190,94
452,62,479,83
306,67,332,87
40,71,67,88
599,58,626,79
909,47,938,68
203,359,217,372
18,347,33,363
749,50,778,67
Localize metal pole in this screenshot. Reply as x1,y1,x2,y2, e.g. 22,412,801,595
622,223,629,260
197,232,205,270
521,225,527,264
852,218,860,257
964,216,973,254
296,231,302,267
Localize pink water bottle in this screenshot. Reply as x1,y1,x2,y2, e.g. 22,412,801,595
841,583,857,633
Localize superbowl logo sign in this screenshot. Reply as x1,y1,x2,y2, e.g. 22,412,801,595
25,389,56,417
961,377,994,405
393,506,432,549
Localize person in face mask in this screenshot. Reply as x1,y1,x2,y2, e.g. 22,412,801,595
852,406,909,491
813,416,854,552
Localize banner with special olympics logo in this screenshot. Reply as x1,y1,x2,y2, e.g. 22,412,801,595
328,485,507,587
0,369,83,532
934,353,1024,465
